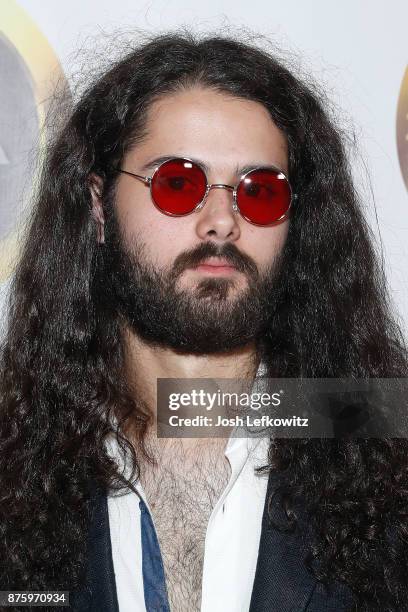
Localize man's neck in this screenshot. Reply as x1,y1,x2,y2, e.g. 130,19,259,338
122,325,261,418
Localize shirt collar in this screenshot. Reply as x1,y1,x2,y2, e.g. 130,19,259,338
224,357,268,461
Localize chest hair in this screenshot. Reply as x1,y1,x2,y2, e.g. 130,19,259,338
139,438,232,612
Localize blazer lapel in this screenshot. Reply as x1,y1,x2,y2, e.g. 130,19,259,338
250,470,354,612
70,485,119,612
249,470,317,612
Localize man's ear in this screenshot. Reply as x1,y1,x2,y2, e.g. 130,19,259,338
88,172,105,244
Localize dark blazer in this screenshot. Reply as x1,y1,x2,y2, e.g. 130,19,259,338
70,472,355,612
249,472,355,612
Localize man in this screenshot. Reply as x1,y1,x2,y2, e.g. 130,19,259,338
0,31,407,612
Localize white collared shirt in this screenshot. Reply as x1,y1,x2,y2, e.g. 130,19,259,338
105,369,270,612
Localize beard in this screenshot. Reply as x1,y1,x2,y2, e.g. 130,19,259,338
102,208,283,355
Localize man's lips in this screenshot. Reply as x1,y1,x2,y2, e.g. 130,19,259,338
190,257,238,275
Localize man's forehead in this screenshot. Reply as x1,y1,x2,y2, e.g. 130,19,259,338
129,88,289,175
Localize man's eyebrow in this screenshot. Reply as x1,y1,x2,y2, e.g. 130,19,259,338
139,155,287,177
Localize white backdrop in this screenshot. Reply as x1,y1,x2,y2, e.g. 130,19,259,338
1,0,408,336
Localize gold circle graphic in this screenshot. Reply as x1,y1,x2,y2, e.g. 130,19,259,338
397,67,408,193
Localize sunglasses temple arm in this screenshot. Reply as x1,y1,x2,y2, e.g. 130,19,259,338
115,168,151,185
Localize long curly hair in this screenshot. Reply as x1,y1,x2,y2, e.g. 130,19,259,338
1,30,407,611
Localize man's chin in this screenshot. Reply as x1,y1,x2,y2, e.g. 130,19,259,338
127,299,264,354
176,277,246,303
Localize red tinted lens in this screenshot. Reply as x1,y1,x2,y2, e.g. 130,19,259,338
236,168,291,225
151,158,207,215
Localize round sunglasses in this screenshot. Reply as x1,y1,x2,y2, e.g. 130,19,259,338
113,157,296,226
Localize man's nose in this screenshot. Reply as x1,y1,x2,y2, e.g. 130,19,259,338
194,184,241,242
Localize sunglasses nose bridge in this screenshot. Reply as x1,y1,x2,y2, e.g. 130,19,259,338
196,183,239,213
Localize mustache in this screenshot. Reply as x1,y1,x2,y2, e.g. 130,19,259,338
170,241,259,281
